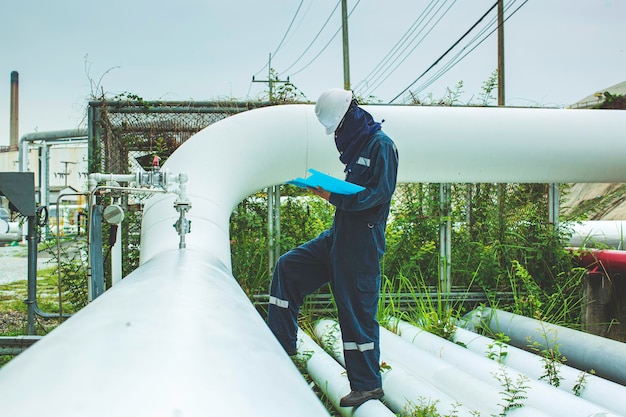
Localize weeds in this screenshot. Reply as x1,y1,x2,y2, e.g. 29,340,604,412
526,325,565,388
379,273,459,342
572,369,594,397
492,366,530,416
399,398,462,417
486,333,510,364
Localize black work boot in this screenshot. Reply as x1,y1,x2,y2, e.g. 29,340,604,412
339,387,384,407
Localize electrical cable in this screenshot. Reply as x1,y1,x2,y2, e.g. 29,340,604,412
389,1,498,103
410,0,527,99
252,0,305,78
360,0,458,98
410,1,511,96
280,0,341,74
353,0,440,94
287,0,361,77
272,0,305,58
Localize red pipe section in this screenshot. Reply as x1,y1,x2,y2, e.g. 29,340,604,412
573,248,626,275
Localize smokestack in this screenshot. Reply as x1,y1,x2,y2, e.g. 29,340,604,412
10,71,19,151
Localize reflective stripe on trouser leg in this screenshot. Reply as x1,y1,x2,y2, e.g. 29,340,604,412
269,296,289,309
267,231,331,354
343,341,375,352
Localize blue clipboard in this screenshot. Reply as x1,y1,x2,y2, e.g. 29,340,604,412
287,169,365,195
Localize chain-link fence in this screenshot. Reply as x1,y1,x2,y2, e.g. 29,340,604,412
88,100,271,282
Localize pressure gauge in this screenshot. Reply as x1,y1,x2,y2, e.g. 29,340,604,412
103,204,125,225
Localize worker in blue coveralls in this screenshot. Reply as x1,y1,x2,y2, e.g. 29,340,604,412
267,88,399,408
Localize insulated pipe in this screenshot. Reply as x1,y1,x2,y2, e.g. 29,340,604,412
477,307,626,387
390,318,622,417
0,105,625,415
314,319,552,417
451,325,626,415
18,129,88,172
568,220,626,249
296,329,395,417
309,321,477,417
574,248,626,274
0,249,330,416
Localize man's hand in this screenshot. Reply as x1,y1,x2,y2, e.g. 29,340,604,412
309,186,331,201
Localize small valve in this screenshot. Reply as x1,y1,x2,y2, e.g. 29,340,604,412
173,201,192,249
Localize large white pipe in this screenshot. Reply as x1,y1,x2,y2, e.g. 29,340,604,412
312,320,485,417
476,307,626,387
568,220,626,249
314,319,552,417
0,105,625,415
296,329,395,417
451,325,626,415
390,318,622,417
0,249,330,416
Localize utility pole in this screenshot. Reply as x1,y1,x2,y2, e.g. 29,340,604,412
497,0,505,106
251,53,289,274
252,53,290,103
497,0,507,247
341,0,351,90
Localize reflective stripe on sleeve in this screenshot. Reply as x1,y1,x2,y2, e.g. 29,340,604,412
269,296,289,309
343,341,375,352
357,157,371,167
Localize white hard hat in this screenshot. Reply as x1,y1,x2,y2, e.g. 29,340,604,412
315,89,353,135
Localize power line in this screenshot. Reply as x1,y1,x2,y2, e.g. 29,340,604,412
410,1,511,96
410,0,527,99
287,0,361,77
389,1,499,103
252,0,305,77
272,0,305,58
359,0,458,98
353,0,440,94
280,0,341,74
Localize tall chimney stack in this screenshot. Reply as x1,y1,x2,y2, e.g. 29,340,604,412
10,71,19,151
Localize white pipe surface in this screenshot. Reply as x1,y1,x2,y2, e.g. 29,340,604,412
314,319,552,417
478,308,626,387
313,320,485,417
391,318,622,417
452,325,626,415
296,329,395,417
1,105,625,415
568,220,626,249
0,249,329,416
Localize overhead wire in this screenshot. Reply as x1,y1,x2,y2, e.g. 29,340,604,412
286,0,361,77
410,0,527,99
359,0,458,98
252,0,305,78
389,1,499,103
352,0,440,94
409,1,512,96
280,0,341,74
272,0,305,58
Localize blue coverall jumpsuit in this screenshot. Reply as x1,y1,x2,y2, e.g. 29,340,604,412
267,129,399,392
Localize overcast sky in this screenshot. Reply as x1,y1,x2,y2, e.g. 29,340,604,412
1,0,625,147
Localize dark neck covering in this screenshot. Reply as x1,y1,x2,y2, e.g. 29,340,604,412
334,101,382,172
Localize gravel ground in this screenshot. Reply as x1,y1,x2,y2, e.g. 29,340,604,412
0,244,55,285
0,311,27,333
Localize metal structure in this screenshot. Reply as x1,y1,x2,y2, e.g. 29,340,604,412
87,100,272,280
0,105,625,416
0,172,39,334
